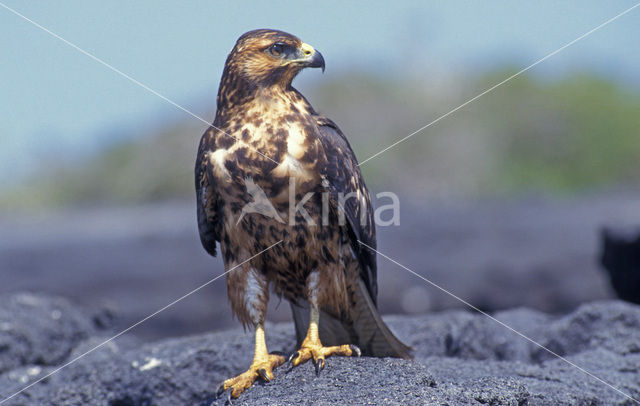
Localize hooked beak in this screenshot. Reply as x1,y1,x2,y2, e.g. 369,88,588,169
298,43,325,73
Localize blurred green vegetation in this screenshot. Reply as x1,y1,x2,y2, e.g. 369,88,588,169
1,68,639,210
476,70,640,194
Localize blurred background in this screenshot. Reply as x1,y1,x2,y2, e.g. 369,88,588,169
1,1,639,340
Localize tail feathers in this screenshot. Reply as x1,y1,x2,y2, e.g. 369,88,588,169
290,280,413,359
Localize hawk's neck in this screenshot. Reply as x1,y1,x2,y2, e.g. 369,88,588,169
217,84,314,125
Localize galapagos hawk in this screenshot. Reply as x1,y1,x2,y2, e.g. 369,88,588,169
195,29,411,399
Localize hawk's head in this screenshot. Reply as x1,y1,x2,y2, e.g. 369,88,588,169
224,29,325,89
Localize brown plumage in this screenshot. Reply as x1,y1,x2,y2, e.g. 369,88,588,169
195,29,411,398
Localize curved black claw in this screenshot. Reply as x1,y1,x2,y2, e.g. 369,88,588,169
215,384,233,405
314,357,325,376
216,383,226,399
258,368,271,382
350,344,362,357
288,351,300,364
270,350,286,357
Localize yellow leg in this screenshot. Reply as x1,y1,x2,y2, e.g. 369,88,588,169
289,307,360,374
218,323,285,399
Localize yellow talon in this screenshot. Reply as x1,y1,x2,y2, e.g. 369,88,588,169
217,324,285,399
289,307,361,374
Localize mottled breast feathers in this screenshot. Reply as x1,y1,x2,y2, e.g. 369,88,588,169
196,111,378,301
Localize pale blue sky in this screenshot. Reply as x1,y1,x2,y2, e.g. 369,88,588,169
1,1,639,185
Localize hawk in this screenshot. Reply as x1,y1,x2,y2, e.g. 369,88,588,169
195,29,411,399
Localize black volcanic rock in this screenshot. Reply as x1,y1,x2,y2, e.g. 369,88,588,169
1,293,639,405
0,293,115,375
601,226,640,304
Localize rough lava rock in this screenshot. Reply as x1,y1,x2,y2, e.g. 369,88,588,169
0,292,115,375
601,226,640,304
1,293,639,405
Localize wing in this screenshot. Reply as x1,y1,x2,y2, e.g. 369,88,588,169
314,116,378,304
195,128,222,257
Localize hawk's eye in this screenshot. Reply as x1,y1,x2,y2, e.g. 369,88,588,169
268,43,286,57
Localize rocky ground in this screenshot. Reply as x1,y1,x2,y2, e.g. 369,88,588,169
1,293,639,405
